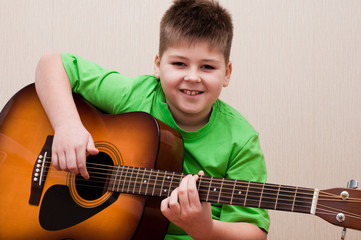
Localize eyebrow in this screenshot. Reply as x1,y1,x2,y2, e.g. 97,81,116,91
168,55,221,63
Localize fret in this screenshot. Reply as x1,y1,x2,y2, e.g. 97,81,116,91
121,166,129,192
206,177,213,202
126,167,134,193
197,175,202,192
243,181,250,206
275,185,281,209
151,170,160,196
116,165,125,192
133,167,140,194
291,187,298,212
145,170,153,196
217,179,224,204
230,179,237,205
159,171,167,197
258,183,265,208
179,173,186,186
167,172,175,197
139,168,146,195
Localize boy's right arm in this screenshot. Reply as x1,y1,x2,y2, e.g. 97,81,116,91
35,53,98,179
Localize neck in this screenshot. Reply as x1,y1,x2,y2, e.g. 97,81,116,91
168,107,211,132
108,165,316,214
176,118,208,131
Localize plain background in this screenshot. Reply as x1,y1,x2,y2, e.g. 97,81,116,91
1,0,361,239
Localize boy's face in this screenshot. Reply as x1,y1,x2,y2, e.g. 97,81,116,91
154,41,232,125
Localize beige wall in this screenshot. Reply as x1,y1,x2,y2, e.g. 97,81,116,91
1,0,360,239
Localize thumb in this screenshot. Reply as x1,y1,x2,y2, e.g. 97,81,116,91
201,201,212,211
87,135,99,155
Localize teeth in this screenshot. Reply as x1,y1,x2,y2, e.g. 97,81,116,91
184,90,200,95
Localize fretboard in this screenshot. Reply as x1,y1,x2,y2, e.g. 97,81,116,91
107,165,315,214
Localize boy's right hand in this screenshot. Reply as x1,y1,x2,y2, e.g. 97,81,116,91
34,53,99,180
52,123,99,180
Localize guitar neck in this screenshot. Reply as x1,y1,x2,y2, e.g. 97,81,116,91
107,165,318,215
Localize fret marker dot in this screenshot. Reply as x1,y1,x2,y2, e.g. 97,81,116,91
144,180,147,183
238,191,242,194
213,188,217,191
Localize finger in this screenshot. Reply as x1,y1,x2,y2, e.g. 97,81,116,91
76,145,89,180
52,152,60,170
187,174,201,208
201,201,212,211
168,187,181,213
178,175,191,208
87,135,99,155
57,151,67,171
160,197,170,216
66,149,79,175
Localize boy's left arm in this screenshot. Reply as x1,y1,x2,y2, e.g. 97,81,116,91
161,172,267,240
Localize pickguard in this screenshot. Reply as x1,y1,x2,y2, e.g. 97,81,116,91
39,185,119,231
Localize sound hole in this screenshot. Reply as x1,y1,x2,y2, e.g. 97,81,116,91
75,152,114,201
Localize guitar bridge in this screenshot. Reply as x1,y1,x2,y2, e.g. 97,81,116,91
29,135,53,206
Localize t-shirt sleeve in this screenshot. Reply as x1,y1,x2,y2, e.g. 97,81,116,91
220,134,270,232
61,53,158,114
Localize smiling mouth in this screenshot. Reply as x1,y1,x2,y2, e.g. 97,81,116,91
181,90,203,96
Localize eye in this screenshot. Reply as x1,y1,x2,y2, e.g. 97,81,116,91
172,62,186,67
201,65,215,70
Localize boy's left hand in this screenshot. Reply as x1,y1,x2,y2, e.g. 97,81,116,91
161,171,213,239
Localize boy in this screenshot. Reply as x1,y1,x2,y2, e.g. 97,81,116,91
35,0,270,239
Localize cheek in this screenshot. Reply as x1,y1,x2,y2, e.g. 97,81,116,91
210,75,227,90
160,70,181,87
160,75,176,96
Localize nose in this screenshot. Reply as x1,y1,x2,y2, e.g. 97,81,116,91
184,68,201,82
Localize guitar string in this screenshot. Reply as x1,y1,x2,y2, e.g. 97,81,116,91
38,158,326,194
40,168,315,209
38,159,360,203
36,164,361,219
316,203,361,219
39,161,316,200
38,163,361,209
37,172,311,213
43,174,361,222
32,170,361,221
39,159,320,195
32,159,361,224
312,207,361,221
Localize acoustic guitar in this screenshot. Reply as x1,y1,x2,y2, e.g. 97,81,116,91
0,84,360,239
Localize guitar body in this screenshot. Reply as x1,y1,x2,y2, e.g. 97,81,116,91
0,84,183,240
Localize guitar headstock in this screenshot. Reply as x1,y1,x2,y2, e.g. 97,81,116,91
315,188,361,231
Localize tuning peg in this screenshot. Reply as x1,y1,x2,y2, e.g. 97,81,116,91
347,179,358,189
340,179,358,240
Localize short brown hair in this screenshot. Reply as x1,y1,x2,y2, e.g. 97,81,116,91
159,0,233,63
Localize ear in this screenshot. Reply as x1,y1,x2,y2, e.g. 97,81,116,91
223,61,232,87
154,54,161,79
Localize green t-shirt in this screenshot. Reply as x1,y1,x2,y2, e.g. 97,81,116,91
62,53,270,239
